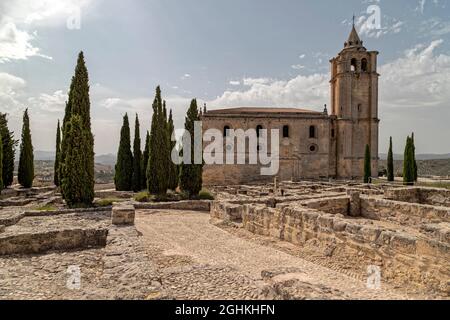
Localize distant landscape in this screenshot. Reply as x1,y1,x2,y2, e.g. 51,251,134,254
28,151,450,184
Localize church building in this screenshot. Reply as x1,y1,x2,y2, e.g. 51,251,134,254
202,25,380,185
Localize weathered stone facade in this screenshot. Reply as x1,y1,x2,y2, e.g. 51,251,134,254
202,25,379,185
209,183,450,295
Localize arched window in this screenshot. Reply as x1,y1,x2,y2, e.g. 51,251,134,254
331,129,335,138
223,126,231,137
351,58,357,72
256,125,263,138
283,125,289,138
309,126,316,139
361,58,368,72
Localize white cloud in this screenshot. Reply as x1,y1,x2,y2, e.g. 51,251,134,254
380,39,450,108
229,80,240,86
211,40,450,112
28,90,67,113
0,22,52,62
291,64,305,70
299,54,306,59
212,74,328,109
0,0,93,63
0,72,27,111
242,78,272,86
181,73,191,80
1,0,92,26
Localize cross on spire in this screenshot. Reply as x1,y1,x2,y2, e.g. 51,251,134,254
352,14,355,26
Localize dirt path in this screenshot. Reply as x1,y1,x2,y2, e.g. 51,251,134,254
136,210,419,300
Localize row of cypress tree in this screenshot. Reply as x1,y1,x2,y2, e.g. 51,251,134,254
0,113,17,191
54,51,95,207
0,110,35,191
385,134,418,184
114,87,203,198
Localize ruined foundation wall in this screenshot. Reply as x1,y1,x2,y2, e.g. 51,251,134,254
361,196,450,225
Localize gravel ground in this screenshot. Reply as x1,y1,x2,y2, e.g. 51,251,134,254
135,210,427,300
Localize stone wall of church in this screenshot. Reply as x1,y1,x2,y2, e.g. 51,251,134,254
202,114,332,185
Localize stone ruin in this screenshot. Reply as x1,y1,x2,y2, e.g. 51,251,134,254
210,182,450,295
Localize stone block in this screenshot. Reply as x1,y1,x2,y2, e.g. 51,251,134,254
112,205,135,225
348,191,361,217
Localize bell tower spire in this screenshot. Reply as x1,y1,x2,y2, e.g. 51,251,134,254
329,24,380,179
345,16,363,48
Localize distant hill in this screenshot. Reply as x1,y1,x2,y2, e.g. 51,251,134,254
34,151,117,165
379,153,450,161
94,154,116,166
379,159,450,177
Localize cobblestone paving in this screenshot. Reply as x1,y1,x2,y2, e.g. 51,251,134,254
136,210,431,300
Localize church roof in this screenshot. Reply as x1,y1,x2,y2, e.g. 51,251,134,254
205,107,323,115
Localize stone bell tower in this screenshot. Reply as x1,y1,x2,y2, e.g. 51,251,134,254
330,23,380,179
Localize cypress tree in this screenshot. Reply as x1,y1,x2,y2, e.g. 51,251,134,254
115,113,133,191
180,99,203,197
387,137,394,182
411,133,418,181
403,137,414,185
0,134,3,191
0,113,16,188
147,86,168,195
18,109,34,188
60,51,95,205
132,114,142,192
142,131,150,189
363,144,371,184
62,115,93,206
167,109,178,190
54,120,61,187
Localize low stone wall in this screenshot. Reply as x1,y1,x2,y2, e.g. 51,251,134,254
240,204,449,293
385,187,450,207
0,207,111,228
361,196,450,225
301,196,349,215
0,228,109,256
95,189,134,199
210,201,245,222
135,200,211,212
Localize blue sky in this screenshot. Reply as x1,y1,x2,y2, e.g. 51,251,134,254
0,0,449,155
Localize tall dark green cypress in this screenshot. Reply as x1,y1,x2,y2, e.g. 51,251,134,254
18,109,34,188
60,51,95,205
62,115,93,207
403,136,414,185
363,144,371,184
54,120,61,187
167,109,178,190
411,133,418,181
115,114,133,191
147,86,168,195
180,99,203,197
387,137,394,182
0,113,16,188
132,114,142,192
142,131,150,189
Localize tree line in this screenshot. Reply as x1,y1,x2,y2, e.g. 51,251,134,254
364,134,418,185
114,87,203,198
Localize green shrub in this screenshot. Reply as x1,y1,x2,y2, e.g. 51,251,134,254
96,198,122,207
199,189,214,200
134,191,151,203
35,204,57,211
